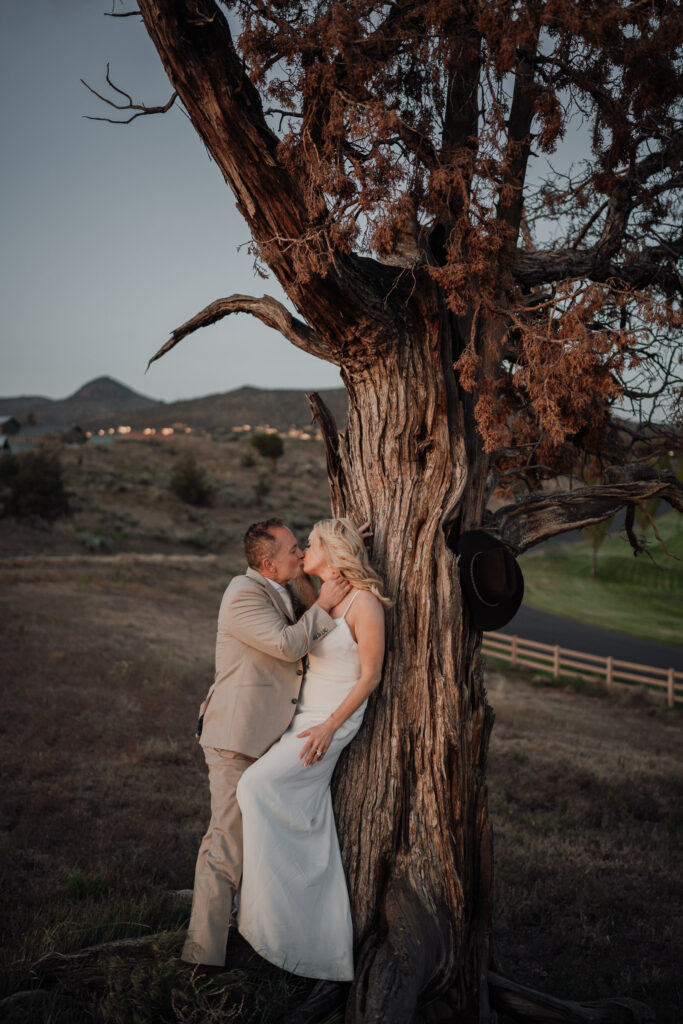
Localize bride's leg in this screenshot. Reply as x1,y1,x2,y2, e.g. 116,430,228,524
235,722,358,980
236,715,351,816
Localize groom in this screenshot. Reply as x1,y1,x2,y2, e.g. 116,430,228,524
182,517,351,971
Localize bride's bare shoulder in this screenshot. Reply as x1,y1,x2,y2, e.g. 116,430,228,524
349,589,384,616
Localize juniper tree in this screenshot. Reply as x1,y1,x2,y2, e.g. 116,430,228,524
97,2,682,1020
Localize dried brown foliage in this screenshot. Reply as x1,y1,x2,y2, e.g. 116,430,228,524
222,0,682,476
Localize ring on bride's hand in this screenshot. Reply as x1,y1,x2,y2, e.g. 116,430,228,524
316,749,324,756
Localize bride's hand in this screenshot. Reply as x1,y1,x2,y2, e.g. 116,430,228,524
357,520,373,545
297,720,336,767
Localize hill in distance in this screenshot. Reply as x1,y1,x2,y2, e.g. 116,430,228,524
0,377,161,427
0,377,348,433
103,384,349,433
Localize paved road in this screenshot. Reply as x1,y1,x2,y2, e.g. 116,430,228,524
499,604,683,673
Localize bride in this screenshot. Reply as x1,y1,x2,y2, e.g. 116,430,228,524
236,517,390,980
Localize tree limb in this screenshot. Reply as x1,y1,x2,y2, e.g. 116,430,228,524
514,130,683,292
33,933,176,991
81,63,177,124
307,391,346,514
570,200,609,249
638,505,679,561
137,0,399,352
437,15,481,229
136,2,307,268
486,470,683,554
147,294,338,368
496,17,541,246
489,971,655,1024
513,237,683,295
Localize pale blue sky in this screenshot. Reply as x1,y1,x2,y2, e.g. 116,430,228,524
0,1,343,402
0,4,604,410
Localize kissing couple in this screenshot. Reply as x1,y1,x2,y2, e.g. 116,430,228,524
181,516,391,981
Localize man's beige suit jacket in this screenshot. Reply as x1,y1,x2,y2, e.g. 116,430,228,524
198,567,336,758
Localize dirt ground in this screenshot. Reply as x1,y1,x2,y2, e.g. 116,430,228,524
0,550,681,1021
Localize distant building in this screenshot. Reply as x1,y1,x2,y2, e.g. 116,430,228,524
61,425,88,445
0,416,21,436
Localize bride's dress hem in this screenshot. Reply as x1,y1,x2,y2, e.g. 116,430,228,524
237,611,364,985
237,923,354,981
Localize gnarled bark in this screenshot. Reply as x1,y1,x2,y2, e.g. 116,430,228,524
119,3,678,1020
488,471,683,554
147,293,335,367
488,972,655,1024
308,298,495,1021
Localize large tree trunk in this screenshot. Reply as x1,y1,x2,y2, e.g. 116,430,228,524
129,5,678,1021
312,302,495,1022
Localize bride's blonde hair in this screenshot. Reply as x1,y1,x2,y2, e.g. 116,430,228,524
313,518,392,608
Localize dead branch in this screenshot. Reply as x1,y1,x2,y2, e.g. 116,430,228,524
496,20,541,244
81,63,177,124
147,294,338,368
488,971,655,1024
638,505,679,560
17,931,654,1024
307,392,346,515
514,237,683,295
33,933,178,991
104,10,141,16
571,200,609,249
624,504,648,557
486,470,683,554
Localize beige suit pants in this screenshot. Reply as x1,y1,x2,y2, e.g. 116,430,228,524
181,747,255,966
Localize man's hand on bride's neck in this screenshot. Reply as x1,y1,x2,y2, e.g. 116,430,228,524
315,575,351,613
288,569,351,614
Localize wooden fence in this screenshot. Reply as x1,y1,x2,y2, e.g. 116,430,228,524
482,632,683,708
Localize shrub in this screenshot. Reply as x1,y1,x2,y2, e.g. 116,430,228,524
255,476,271,506
169,454,214,507
251,432,284,467
0,450,69,520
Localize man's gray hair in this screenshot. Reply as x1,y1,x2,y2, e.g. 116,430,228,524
244,518,286,569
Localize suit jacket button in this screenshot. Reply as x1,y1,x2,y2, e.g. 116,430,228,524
291,698,298,704
296,669,303,676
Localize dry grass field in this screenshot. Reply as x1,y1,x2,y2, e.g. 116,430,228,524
1,436,681,1022
0,432,332,561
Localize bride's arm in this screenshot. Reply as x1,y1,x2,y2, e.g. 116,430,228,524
297,592,385,766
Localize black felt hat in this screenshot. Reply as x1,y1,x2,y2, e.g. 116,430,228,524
454,530,524,631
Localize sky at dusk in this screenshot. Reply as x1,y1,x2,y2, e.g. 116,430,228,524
1,4,597,408
0,1,344,403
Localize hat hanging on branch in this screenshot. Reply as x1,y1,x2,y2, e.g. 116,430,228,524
452,530,524,632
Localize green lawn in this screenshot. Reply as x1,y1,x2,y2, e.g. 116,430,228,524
520,510,683,646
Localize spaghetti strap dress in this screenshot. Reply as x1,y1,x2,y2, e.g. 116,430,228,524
236,591,364,980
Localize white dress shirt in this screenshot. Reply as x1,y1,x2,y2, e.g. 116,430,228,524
266,577,294,618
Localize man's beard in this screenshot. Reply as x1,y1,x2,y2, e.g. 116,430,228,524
288,569,318,614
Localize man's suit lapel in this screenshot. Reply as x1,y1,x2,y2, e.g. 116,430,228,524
245,566,295,622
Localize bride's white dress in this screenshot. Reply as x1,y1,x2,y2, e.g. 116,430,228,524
236,593,365,980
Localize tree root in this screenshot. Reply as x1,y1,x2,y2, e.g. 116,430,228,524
281,980,349,1024
347,879,451,1024
0,989,51,1015
345,879,655,1024
488,972,655,1024
33,932,179,991
9,893,655,1024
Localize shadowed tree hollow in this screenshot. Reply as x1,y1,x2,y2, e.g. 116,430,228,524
105,2,682,1020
